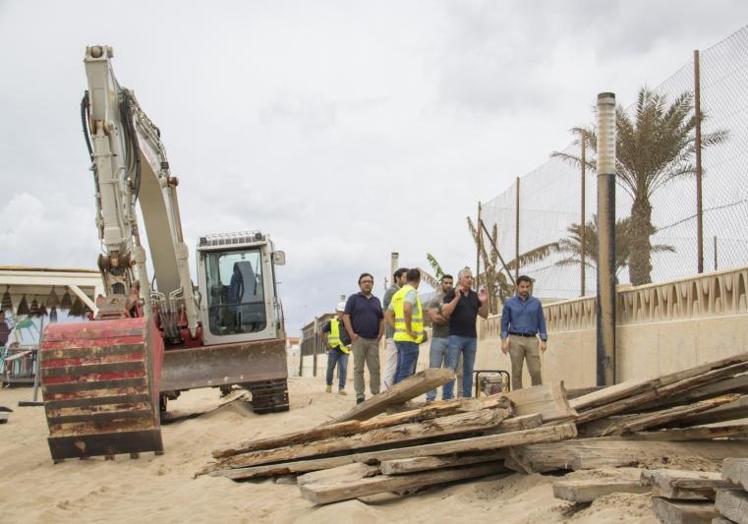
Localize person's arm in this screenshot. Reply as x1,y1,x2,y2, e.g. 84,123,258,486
428,305,446,325
377,300,385,340
385,308,395,328
500,301,511,354
538,301,548,351
441,290,459,319
342,313,357,342
403,301,414,337
477,288,489,319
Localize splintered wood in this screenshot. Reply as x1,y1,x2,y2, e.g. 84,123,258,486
202,352,748,508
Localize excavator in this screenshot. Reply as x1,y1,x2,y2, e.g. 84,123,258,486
39,46,290,461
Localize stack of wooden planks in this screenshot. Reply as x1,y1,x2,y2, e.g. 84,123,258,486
201,355,748,508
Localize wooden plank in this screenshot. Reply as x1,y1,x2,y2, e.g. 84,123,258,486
722,458,748,491
493,413,544,433
212,407,512,470
508,438,748,474
489,382,578,422
576,361,748,425
209,455,356,480
380,452,507,475
651,497,719,524
330,369,455,423
673,396,748,428
714,489,748,524
629,425,748,442
212,398,487,459
297,462,379,487
580,394,742,437
299,461,505,505
636,374,748,413
553,477,648,503
641,469,732,501
711,517,737,524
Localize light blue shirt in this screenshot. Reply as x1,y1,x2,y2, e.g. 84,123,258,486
500,295,548,341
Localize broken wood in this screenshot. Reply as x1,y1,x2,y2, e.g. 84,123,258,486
296,462,378,487
213,407,511,470
714,489,748,524
299,461,505,505
672,396,748,428
629,425,748,442
212,398,490,458
651,497,719,524
579,394,742,437
553,475,648,502
635,374,748,413
497,382,578,422
330,369,456,423
507,438,748,474
379,452,507,475
641,469,732,501
723,458,748,491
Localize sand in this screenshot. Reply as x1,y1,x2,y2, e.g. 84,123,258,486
0,377,659,523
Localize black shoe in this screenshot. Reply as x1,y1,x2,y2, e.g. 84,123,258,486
356,397,365,404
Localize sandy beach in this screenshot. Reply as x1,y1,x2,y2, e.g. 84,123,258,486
0,377,659,523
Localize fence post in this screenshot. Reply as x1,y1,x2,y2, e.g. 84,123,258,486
476,202,482,290
515,177,520,283
596,92,617,387
694,49,704,274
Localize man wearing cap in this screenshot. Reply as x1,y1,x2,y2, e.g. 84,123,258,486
322,302,351,395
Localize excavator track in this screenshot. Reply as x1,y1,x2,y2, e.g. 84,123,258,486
40,317,164,461
245,379,290,414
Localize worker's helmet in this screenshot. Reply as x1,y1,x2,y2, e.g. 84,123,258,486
336,302,346,312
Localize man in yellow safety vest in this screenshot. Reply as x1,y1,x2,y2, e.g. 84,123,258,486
386,268,426,384
322,302,351,394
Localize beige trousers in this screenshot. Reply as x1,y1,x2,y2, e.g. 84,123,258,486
352,337,381,399
508,335,542,390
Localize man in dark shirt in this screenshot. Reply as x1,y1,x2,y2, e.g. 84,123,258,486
426,274,453,402
343,273,384,404
441,268,488,399
500,275,548,389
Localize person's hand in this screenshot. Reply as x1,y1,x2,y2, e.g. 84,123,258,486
351,333,359,342
540,340,547,353
501,338,509,354
478,287,488,304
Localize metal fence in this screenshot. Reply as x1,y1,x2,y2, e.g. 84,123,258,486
480,26,748,301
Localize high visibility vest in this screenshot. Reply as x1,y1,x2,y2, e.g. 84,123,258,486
328,318,350,354
392,284,424,343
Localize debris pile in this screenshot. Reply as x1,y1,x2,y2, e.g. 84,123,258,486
200,354,748,508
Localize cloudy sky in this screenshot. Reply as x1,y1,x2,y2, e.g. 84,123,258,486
1,1,746,335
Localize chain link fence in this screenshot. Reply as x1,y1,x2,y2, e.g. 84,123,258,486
480,26,748,301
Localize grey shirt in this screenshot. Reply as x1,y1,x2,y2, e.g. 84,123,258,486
382,284,400,339
428,295,449,339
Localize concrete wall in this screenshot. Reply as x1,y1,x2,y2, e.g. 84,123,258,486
476,265,748,388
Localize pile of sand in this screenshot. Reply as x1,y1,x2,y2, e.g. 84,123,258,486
0,377,658,523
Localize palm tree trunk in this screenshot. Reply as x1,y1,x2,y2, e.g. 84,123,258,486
628,196,653,285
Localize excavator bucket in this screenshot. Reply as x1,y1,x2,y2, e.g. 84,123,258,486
40,317,164,461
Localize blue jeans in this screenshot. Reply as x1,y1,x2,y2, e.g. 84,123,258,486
394,341,419,384
426,337,450,401
326,348,349,389
443,335,477,399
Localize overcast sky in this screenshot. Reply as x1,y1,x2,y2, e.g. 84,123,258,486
1,1,746,335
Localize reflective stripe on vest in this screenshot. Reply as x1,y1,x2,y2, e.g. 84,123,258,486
392,284,424,343
328,318,350,354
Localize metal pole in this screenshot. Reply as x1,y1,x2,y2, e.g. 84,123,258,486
480,220,516,287
476,202,482,291
389,252,399,291
714,235,718,271
695,49,704,274
312,317,318,377
515,177,520,283
580,131,587,296
596,92,617,387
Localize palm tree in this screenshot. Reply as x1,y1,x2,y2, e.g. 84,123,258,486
553,88,727,285
555,215,674,281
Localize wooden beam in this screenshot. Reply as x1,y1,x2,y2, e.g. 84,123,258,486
651,497,719,524
672,396,748,428
553,478,648,503
209,455,356,481
380,452,507,475
299,461,506,505
635,374,748,413
212,398,482,458
213,407,511,470
497,382,578,422
641,469,732,501
628,425,748,442
714,489,748,524
330,369,456,423
297,462,379,487
579,394,742,437
723,458,748,491
508,438,748,474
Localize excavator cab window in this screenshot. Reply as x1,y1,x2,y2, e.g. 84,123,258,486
204,249,266,336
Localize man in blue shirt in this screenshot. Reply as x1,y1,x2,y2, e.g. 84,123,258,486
500,275,548,390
